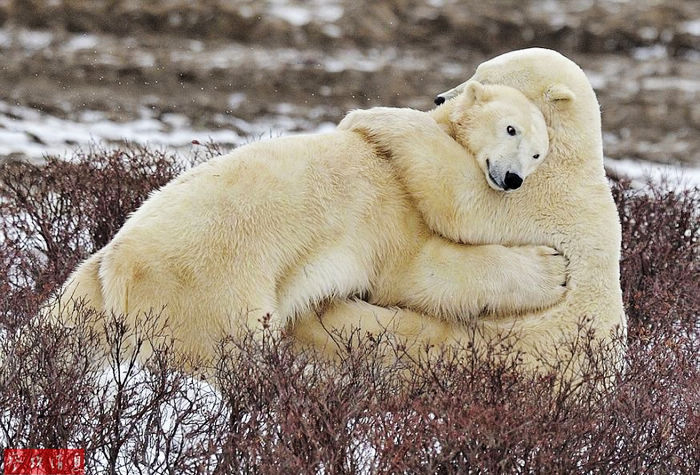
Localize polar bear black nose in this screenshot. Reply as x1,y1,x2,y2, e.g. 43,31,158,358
504,172,523,190
434,96,446,105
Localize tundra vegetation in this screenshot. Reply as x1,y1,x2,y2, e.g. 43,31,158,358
0,145,697,473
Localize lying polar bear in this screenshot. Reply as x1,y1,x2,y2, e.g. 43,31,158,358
55,81,562,362
293,48,626,380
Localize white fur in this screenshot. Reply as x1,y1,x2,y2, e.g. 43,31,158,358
294,48,626,382
55,83,564,363
453,81,549,191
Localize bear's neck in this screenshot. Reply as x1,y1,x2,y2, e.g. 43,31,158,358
427,100,458,138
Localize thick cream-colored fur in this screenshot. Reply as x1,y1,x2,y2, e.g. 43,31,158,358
293,48,626,379
340,81,550,194
56,85,564,362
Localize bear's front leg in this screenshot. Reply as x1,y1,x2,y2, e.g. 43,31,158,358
338,107,449,156
339,107,482,243
389,236,567,322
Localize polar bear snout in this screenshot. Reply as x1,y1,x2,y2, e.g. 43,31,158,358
485,158,523,192
504,171,523,190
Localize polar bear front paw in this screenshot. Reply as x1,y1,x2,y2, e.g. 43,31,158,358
495,245,567,315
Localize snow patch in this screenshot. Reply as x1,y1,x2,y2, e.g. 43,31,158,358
269,4,313,26
268,1,343,26
680,20,700,36
584,70,608,90
63,33,100,51
322,24,343,38
316,4,344,23
641,77,700,93
227,92,247,110
15,29,53,50
0,29,11,48
606,157,700,190
0,27,54,50
0,100,338,162
632,45,667,61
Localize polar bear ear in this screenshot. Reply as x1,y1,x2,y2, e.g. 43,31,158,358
450,81,486,123
449,81,484,124
464,81,486,104
545,83,576,105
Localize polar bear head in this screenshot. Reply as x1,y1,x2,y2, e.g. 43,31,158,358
436,48,603,173
450,81,549,192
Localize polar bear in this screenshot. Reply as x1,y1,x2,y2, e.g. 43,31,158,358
341,81,550,194
292,48,626,380
55,81,562,363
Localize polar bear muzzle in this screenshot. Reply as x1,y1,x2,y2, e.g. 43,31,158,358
504,171,523,190
486,159,523,191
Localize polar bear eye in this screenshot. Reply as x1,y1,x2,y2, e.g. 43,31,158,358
507,125,516,136
533,154,540,159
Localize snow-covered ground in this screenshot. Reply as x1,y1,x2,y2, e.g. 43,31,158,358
606,157,700,190
0,100,337,162
1,97,697,190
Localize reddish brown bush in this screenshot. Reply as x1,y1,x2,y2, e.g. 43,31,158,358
0,146,187,301
0,148,698,474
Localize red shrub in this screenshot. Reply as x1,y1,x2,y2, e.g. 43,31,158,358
0,148,698,474
0,146,186,301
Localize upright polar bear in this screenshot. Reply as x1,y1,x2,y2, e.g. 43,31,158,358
294,48,626,380
55,81,562,362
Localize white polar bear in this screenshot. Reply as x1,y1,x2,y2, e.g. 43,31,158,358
341,81,550,194
55,82,562,363
293,48,626,381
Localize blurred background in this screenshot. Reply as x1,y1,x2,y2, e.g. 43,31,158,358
0,0,698,175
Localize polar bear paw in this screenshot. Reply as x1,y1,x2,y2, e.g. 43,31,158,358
493,245,568,315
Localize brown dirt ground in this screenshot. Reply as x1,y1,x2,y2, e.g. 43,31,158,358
0,0,698,165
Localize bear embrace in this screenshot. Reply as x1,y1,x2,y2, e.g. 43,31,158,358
297,48,626,381
55,48,625,381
